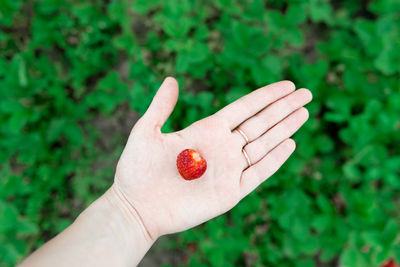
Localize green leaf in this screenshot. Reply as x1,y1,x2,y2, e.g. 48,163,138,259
393,245,400,263
309,1,333,24
17,56,28,87
132,0,162,14
225,87,247,103
0,201,18,232
17,219,39,235
286,4,307,25
292,218,308,241
382,220,399,247
340,247,360,267
312,215,331,232
375,46,400,75
295,258,315,267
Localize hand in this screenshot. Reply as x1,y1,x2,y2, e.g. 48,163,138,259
113,77,312,240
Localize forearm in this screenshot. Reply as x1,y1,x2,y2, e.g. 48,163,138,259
20,185,155,267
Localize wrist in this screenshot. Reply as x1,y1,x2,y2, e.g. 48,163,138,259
106,183,157,241
20,185,156,267
85,185,156,265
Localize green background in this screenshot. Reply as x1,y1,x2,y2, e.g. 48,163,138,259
1,0,400,266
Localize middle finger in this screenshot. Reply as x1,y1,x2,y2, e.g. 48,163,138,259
235,88,312,142
244,107,309,166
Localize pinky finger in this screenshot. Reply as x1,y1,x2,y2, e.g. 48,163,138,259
240,138,296,198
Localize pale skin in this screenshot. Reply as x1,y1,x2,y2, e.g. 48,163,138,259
20,77,312,267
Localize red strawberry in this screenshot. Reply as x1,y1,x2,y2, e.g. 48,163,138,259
382,259,399,267
176,149,207,180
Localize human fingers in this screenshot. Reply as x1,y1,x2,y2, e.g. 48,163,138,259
242,107,309,168
240,138,296,198
235,89,312,142
215,81,295,130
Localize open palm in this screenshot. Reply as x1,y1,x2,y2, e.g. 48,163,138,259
113,77,312,240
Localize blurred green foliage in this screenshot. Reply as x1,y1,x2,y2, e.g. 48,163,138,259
1,0,400,266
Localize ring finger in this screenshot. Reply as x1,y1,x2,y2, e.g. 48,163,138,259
243,107,309,167
235,88,312,142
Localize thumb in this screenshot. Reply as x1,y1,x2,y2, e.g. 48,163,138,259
143,77,179,130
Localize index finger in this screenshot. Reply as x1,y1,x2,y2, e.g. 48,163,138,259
215,81,295,130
